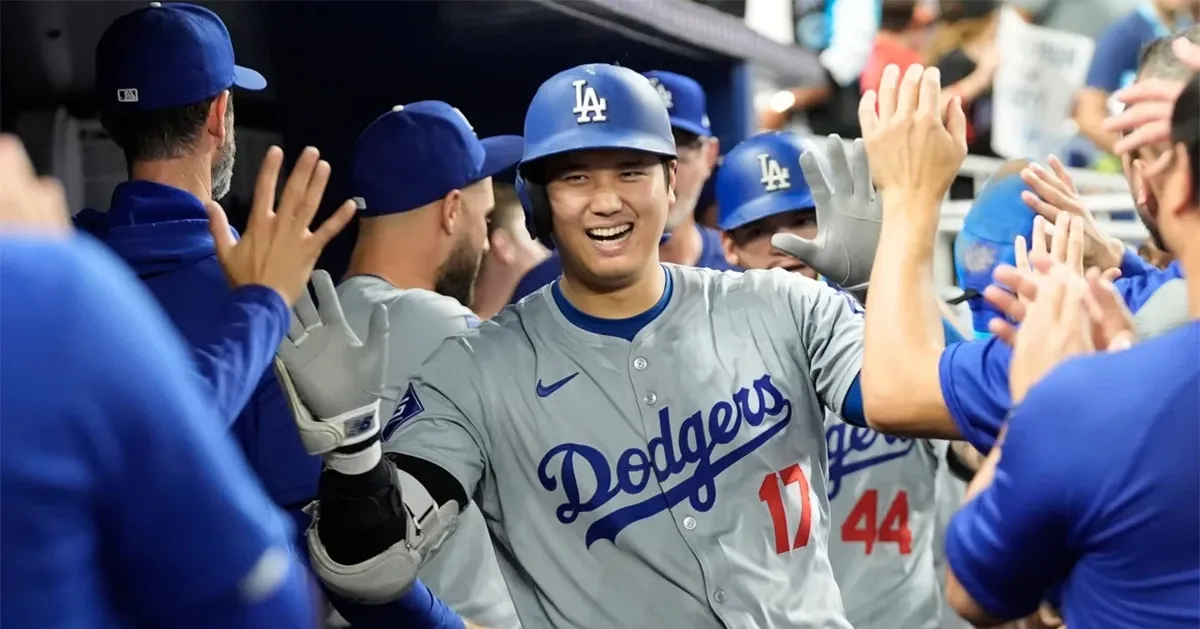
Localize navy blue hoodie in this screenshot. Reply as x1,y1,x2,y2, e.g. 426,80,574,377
76,181,319,520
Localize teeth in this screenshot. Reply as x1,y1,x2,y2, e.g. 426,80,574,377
586,224,632,238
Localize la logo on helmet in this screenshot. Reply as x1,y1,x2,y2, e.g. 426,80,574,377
572,79,608,124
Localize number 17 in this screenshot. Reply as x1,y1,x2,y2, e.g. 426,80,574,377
758,464,813,555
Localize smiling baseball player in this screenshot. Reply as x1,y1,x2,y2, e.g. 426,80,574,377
719,130,945,629
279,63,990,629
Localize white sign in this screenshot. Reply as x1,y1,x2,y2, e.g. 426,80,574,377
990,8,1095,160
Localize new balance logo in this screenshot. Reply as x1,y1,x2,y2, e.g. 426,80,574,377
536,372,579,398
757,154,790,192
572,80,608,124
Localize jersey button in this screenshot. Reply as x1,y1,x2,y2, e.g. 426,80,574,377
633,357,648,371
642,392,657,406
713,589,726,604
682,516,696,530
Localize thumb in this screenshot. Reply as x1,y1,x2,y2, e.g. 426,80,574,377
771,232,823,265
206,201,238,260
945,96,968,150
362,303,390,391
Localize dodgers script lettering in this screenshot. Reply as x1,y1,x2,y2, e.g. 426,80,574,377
537,374,793,548
825,423,914,500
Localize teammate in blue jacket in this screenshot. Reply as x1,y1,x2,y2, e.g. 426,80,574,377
73,5,464,628
0,228,316,629
511,70,729,302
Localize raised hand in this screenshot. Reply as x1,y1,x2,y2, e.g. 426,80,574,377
207,146,357,306
858,64,968,208
1020,156,1125,270
771,135,881,299
0,134,71,233
276,270,389,456
1007,262,1095,404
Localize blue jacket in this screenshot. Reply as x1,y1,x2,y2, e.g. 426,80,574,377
76,182,319,522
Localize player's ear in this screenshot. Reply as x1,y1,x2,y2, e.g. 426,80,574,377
490,228,516,266
720,231,740,267
705,138,720,170
439,189,463,236
664,159,678,203
205,90,230,146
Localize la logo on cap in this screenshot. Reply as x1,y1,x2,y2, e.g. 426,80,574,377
649,78,673,109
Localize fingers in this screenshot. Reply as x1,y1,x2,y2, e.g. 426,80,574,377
366,303,390,356
945,96,968,150
800,151,834,215
1066,215,1084,273
988,318,1019,346
983,284,1026,324
1111,120,1172,156
915,66,940,120
858,90,879,138
294,282,321,330
1027,161,1075,199
1013,235,1031,274
1048,211,1070,264
1046,155,1077,193
878,64,901,123
277,147,321,228
205,201,238,260
1102,267,1123,282
286,310,307,344
993,264,1039,303
1172,36,1200,71
1112,78,1184,107
893,64,924,121
824,134,854,197
1029,215,1048,262
1021,190,1064,224
297,159,333,231
249,146,284,234
771,232,822,264
311,199,357,249
848,138,874,200
310,269,341,326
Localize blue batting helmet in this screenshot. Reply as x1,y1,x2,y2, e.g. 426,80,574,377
716,131,826,232
516,63,677,248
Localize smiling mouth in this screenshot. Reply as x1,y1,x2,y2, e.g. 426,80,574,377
586,223,633,243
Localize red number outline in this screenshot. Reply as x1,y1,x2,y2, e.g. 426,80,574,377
758,464,813,555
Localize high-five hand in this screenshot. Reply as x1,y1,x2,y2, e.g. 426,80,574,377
1008,262,1095,404
859,64,968,209
1020,156,1126,270
0,134,71,233
207,146,357,306
771,135,881,300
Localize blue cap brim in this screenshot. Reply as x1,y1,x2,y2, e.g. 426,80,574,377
480,135,525,179
233,65,267,91
671,118,711,138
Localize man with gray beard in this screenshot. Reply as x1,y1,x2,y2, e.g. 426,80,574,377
332,102,525,629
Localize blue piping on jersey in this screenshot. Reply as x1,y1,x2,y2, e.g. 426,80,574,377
550,265,673,342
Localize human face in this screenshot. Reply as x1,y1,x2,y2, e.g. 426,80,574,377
721,209,818,278
668,131,716,230
435,177,494,306
1122,151,1169,251
543,149,675,290
1140,142,1195,256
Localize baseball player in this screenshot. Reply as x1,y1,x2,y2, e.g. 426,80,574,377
0,136,314,628
322,102,524,629
278,63,1010,629
718,130,945,629
510,69,728,303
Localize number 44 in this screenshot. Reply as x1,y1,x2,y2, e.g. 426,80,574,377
842,490,913,555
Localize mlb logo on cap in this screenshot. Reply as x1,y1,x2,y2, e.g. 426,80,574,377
642,70,711,138
95,2,266,111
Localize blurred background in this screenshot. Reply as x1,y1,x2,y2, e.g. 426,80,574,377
1,0,1182,290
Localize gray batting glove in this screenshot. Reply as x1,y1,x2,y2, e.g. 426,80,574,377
771,135,881,304
275,269,389,455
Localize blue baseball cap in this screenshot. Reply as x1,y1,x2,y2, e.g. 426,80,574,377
953,174,1037,336
642,71,712,138
352,101,524,216
96,2,265,112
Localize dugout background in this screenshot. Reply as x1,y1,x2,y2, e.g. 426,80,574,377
1,0,824,279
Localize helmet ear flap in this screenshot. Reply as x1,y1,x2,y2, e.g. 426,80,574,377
516,171,555,250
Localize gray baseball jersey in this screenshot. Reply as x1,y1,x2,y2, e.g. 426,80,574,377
388,264,864,629
337,276,520,629
933,460,973,629
823,412,943,629
1133,278,1188,340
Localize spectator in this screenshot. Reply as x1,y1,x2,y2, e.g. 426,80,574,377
1010,0,1148,42
860,0,936,96
1075,0,1198,156
929,0,1001,180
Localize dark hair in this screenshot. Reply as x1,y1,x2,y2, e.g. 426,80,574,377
672,128,704,151
99,93,229,163
1138,25,1200,80
880,0,918,32
1169,73,1200,201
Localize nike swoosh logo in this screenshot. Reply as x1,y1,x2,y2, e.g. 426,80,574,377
536,372,579,398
